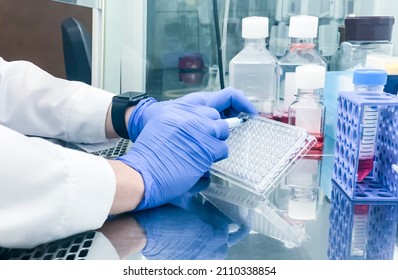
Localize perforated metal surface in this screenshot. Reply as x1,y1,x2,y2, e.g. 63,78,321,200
333,91,398,201
0,231,96,260
92,138,131,159
328,181,397,260
211,115,316,198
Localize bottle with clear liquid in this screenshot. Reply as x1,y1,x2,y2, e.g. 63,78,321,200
331,16,395,71
229,16,279,118
352,69,388,182
277,15,327,122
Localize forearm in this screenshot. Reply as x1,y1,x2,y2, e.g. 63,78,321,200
107,160,144,214
105,104,135,139
0,125,116,249
0,58,114,143
98,215,147,259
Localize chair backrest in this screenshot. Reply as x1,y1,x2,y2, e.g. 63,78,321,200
61,17,92,85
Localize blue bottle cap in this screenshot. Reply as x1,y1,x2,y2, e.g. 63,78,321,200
353,69,388,86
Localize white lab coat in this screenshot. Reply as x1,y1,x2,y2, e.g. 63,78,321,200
0,58,117,249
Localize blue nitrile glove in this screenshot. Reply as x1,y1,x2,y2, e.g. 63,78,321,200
127,87,257,141
117,100,230,211
180,86,258,118
132,201,249,260
167,177,211,208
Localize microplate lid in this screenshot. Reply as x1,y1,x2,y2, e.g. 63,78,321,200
210,114,316,199
201,181,309,248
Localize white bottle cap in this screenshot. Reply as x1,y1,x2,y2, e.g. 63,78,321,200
288,15,319,38
295,65,326,89
288,198,317,220
242,16,269,39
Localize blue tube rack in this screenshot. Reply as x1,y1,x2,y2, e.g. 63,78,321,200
333,91,398,201
328,180,397,260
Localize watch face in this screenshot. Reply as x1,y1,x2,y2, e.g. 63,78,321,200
118,91,147,101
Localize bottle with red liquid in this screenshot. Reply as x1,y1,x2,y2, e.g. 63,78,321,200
288,65,326,152
352,69,387,182
284,65,326,220
276,15,327,123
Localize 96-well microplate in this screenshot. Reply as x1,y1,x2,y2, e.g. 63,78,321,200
211,115,316,198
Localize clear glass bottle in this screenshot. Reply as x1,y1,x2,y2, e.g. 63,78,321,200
365,54,398,95
229,16,279,118
331,16,395,71
285,65,326,221
277,15,327,123
288,184,318,221
352,69,387,182
288,65,326,150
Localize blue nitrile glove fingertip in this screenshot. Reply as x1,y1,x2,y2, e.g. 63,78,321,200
197,86,258,116
212,119,230,140
225,87,258,115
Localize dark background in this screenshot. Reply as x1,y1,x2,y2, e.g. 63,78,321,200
0,0,92,78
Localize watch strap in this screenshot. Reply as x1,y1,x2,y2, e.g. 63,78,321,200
111,93,147,139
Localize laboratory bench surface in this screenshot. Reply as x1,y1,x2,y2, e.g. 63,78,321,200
1,175,397,260
1,69,398,260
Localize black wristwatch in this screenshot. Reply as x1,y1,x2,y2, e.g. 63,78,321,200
111,91,148,139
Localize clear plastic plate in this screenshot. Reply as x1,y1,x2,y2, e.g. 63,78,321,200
210,114,316,198
201,181,309,248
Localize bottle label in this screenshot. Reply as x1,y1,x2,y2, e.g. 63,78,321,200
350,211,368,257
286,158,321,186
284,72,297,111
295,107,322,134
359,105,378,159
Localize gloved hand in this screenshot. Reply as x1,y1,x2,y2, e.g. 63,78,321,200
117,100,230,211
180,86,258,118
132,201,249,260
167,177,211,209
127,87,257,141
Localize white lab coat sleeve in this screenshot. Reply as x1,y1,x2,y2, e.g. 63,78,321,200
0,57,115,143
0,124,116,249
